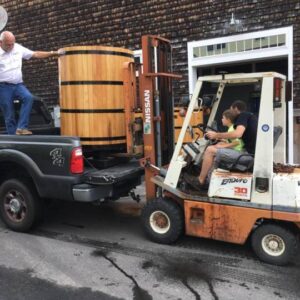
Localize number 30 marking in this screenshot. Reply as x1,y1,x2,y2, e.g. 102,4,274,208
234,187,247,194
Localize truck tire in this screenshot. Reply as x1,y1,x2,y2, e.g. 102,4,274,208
141,198,184,244
251,223,299,266
0,178,42,232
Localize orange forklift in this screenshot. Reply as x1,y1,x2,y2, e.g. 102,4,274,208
135,36,300,266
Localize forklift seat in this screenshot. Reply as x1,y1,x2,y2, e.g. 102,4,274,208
217,126,282,173
218,153,254,172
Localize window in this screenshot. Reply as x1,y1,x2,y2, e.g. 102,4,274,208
192,34,287,58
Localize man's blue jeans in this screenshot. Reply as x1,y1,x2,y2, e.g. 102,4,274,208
0,83,33,134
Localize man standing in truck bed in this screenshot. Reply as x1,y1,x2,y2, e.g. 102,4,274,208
0,31,58,135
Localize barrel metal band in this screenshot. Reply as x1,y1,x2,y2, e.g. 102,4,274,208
80,136,126,141
61,109,124,113
61,50,133,58
61,81,123,86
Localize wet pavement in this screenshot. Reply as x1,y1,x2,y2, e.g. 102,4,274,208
0,187,299,300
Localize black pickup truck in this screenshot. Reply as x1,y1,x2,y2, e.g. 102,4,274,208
0,100,143,232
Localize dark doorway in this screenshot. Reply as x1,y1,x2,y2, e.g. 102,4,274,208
197,58,288,77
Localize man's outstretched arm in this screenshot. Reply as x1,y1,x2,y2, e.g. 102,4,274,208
32,51,59,59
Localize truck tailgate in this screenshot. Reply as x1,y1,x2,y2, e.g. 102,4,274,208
83,160,144,185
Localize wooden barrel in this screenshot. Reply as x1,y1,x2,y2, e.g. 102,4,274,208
174,107,203,143
59,46,134,150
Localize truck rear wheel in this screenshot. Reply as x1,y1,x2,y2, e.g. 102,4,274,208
0,178,42,232
141,198,184,244
251,223,299,265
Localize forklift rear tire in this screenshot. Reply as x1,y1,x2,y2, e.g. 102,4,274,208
0,178,42,232
251,223,299,266
141,198,184,244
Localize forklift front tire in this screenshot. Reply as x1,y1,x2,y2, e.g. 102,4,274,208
141,198,184,244
251,223,299,266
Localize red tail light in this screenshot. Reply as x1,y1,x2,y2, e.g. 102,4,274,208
70,147,83,174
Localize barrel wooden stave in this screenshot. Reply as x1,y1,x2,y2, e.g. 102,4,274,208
60,112,125,146
60,85,124,110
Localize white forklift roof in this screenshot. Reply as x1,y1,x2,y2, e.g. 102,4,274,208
198,72,286,83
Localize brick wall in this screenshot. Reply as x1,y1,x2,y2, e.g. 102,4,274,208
1,0,300,108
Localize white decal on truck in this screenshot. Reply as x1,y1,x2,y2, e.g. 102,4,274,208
50,148,65,167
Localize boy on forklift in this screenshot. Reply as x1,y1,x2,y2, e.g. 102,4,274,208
185,100,258,191
209,108,245,150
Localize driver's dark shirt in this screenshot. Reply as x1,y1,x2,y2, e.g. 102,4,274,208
234,112,258,154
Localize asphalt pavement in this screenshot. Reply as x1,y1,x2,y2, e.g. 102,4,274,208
0,185,299,300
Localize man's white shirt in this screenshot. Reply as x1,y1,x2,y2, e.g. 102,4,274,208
0,43,33,84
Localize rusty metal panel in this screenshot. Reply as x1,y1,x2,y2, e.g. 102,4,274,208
272,211,300,223
184,200,271,244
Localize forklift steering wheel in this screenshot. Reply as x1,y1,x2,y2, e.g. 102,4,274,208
196,123,217,134
205,125,217,132
196,124,218,145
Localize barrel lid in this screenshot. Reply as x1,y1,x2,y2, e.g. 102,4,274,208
59,45,133,56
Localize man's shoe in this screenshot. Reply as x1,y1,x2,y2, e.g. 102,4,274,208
16,129,33,135
183,173,199,185
183,173,208,191
197,182,209,191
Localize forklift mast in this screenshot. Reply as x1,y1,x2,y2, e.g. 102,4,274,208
140,35,181,199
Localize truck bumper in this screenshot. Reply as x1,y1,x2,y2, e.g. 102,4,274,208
72,173,142,202
72,184,112,202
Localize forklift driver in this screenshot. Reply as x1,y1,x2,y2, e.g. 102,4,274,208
185,100,258,191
